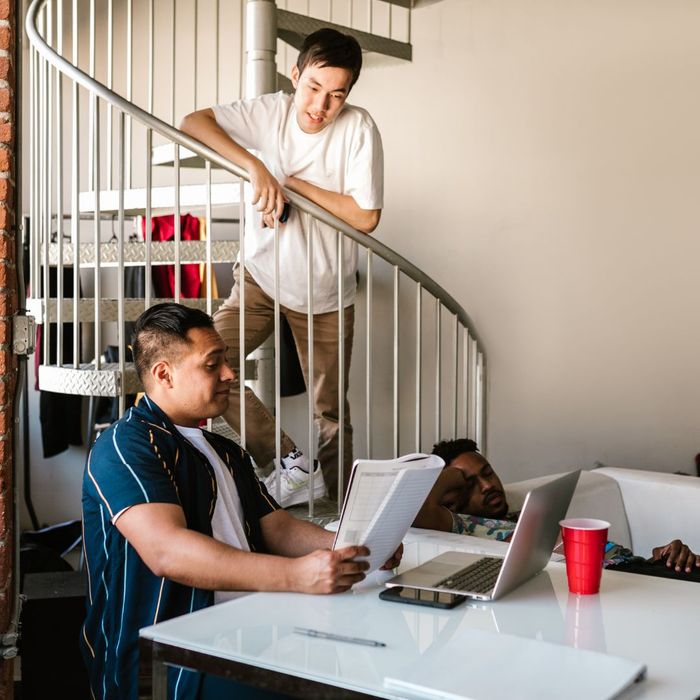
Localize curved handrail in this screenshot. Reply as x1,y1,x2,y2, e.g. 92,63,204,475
26,0,482,346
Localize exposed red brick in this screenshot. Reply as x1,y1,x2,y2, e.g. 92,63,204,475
0,148,10,172
0,25,11,51
0,659,12,700
0,375,12,408
0,88,10,113
0,6,15,699
0,56,11,82
0,448,9,487
0,204,11,229
0,122,12,146
0,348,13,376
0,561,12,632
0,263,13,290
0,289,16,315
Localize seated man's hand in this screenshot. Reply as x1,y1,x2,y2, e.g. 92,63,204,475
291,545,370,594
651,539,700,573
380,543,403,571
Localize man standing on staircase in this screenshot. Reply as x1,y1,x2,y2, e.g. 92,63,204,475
181,28,384,505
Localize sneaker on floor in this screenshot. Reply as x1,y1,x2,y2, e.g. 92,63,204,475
264,461,326,507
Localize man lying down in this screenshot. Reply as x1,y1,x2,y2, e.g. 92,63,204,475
413,438,700,581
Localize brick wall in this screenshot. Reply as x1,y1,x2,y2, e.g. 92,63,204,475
0,0,16,697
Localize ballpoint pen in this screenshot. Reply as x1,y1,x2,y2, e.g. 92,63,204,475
293,627,386,648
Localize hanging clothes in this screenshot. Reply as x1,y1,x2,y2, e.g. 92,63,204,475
140,214,202,298
34,267,84,458
197,216,219,299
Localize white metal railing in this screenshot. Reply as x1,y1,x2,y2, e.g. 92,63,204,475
25,0,485,514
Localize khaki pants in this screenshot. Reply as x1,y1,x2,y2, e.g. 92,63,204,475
213,266,354,499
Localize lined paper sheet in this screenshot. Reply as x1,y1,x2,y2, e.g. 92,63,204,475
333,454,443,573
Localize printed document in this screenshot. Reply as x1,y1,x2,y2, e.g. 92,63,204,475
333,453,444,572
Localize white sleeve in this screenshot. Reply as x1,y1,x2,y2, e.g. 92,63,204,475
345,118,384,211
111,506,130,525
211,93,280,151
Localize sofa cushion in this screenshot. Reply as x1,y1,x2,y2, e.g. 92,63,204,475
505,471,632,550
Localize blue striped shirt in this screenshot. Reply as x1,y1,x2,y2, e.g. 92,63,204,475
80,396,279,700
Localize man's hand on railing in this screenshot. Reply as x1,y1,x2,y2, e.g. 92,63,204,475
249,160,288,222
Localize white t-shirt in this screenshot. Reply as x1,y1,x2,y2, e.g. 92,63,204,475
175,425,249,604
212,91,384,313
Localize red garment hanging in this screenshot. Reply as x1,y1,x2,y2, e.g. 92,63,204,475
140,214,202,299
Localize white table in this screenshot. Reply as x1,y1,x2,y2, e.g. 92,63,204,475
140,529,700,699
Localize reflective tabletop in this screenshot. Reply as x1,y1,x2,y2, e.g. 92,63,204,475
141,529,699,699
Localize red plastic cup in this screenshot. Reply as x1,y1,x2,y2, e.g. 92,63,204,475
559,518,610,595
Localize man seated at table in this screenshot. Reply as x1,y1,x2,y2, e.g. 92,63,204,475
80,303,401,700
413,438,700,578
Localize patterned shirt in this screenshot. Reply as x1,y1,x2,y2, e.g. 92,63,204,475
451,512,636,567
81,396,279,700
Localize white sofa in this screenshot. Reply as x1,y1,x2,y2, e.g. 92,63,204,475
505,467,700,558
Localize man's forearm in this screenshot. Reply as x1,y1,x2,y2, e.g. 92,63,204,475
179,109,258,172
285,176,381,234
151,526,297,592
181,108,286,217
262,510,335,557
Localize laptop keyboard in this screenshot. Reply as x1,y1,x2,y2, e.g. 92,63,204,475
434,557,503,594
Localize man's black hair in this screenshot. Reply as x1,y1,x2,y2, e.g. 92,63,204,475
132,303,214,382
296,28,363,89
431,438,480,466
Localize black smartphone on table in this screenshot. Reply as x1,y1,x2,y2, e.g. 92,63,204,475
379,586,468,609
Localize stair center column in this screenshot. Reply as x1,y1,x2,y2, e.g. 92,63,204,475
246,0,278,98
244,0,277,410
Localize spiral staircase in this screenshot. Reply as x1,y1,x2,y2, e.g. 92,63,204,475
23,0,486,516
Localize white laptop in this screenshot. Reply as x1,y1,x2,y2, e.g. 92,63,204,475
385,469,581,601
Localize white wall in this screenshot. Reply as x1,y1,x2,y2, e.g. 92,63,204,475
349,0,700,481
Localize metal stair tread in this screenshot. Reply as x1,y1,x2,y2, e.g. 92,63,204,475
27,297,227,324
152,143,211,170
39,359,257,397
277,9,412,62
42,240,239,266
79,182,242,215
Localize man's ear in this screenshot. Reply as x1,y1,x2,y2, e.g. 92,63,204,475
150,360,174,389
290,64,300,89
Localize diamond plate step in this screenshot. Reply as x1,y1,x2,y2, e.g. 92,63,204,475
39,359,257,397
27,297,227,324
79,183,242,215
277,9,412,61
39,363,142,396
43,240,239,267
